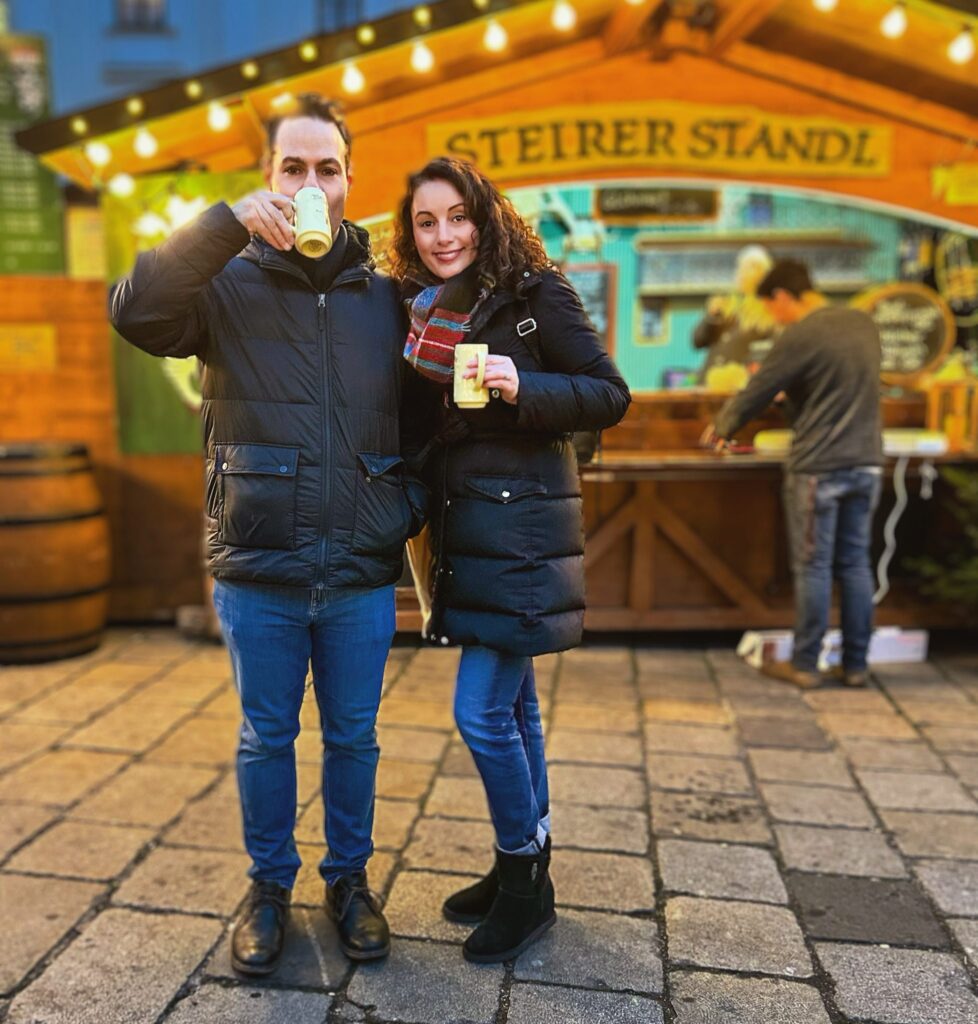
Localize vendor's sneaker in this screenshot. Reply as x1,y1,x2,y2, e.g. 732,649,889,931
760,660,820,690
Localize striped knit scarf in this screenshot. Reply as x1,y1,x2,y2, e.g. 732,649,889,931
403,265,482,383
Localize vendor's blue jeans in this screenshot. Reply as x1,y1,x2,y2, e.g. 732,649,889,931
212,579,395,888
455,646,550,855
783,468,882,674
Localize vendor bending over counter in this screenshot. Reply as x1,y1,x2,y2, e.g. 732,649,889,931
702,258,882,690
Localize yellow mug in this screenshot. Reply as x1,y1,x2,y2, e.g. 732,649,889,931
292,186,333,258
454,343,489,408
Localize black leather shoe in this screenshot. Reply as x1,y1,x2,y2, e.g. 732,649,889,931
231,880,291,976
326,870,391,961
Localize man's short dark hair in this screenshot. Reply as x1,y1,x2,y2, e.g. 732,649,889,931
756,259,814,300
264,93,352,169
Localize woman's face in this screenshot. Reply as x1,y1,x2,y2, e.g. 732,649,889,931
411,178,479,280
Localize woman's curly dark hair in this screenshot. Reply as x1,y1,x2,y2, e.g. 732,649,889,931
389,156,551,290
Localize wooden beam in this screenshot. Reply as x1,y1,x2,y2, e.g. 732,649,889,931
721,40,978,145
602,0,655,57
583,492,638,569
628,483,656,612
708,0,784,56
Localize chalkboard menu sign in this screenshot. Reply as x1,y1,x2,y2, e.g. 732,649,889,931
851,283,955,384
598,187,717,221
563,264,615,351
0,36,64,274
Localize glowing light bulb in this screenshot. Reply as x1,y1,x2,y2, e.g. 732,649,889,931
185,80,203,99
880,4,907,39
812,0,838,12
948,27,975,64
484,20,507,52
552,2,577,32
414,5,432,28
411,41,435,73
108,173,136,197
299,41,318,62
126,97,144,117
356,24,376,45
207,102,231,132
241,61,260,80
70,117,88,135
134,128,159,158
84,141,110,167
341,62,365,94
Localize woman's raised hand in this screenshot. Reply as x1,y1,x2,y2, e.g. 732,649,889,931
465,354,520,404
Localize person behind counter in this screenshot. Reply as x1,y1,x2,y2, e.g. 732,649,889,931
391,156,631,964
694,244,776,388
701,258,883,690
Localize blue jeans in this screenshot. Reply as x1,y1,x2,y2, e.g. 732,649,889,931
454,646,550,855
212,579,395,888
783,468,882,674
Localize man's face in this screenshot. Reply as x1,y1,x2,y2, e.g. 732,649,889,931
266,116,351,235
763,289,800,325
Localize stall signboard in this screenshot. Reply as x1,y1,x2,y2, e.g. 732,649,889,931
430,103,892,183
0,36,63,274
597,187,718,222
851,282,956,385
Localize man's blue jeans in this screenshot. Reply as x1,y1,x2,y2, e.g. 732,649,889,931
454,646,550,855
212,579,395,888
783,468,882,674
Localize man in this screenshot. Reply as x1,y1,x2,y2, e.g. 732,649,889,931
111,95,425,973
703,259,882,690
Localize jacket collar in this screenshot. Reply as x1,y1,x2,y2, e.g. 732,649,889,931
240,219,375,288
467,269,545,335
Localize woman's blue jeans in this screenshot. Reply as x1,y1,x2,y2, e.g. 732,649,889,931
212,579,395,888
454,646,550,855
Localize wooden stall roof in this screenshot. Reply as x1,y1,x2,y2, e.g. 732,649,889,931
15,0,978,194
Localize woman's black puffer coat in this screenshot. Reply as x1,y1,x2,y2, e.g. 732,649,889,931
423,268,630,656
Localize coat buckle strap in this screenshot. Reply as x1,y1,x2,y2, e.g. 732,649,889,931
516,317,537,337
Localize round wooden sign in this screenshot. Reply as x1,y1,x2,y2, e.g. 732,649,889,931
850,282,956,386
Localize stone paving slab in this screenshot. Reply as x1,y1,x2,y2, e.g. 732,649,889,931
747,748,854,789
0,873,103,994
650,791,773,845
550,763,647,809
643,723,741,758
880,809,978,859
402,817,496,873
556,803,649,854
346,938,502,1024
508,982,664,1024
164,983,331,1024
666,896,812,977
0,748,128,806
658,840,788,904
513,908,662,994
547,729,644,767
669,971,831,1024
6,819,155,881
113,845,250,915
913,859,978,915
0,802,57,860
553,850,656,912
835,736,946,771
647,753,753,796
816,942,978,1024
4,908,222,1024
759,781,876,827
787,872,948,946
774,824,907,878
949,918,978,969
856,769,978,811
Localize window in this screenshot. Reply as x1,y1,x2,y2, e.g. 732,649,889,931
115,0,167,31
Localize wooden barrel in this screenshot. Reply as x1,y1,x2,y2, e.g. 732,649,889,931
0,443,110,663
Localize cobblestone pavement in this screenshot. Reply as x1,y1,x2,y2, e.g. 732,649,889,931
2,628,978,1023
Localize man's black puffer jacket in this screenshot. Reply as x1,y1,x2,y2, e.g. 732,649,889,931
110,202,425,590
422,269,630,656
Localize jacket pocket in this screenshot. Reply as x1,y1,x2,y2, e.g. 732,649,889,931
216,443,299,550
352,452,412,557
464,476,548,503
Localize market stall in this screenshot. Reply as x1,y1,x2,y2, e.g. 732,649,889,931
8,0,978,630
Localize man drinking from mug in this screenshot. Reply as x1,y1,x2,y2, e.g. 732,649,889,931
110,94,426,973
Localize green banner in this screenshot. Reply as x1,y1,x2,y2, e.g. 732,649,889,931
103,171,260,454
0,35,63,274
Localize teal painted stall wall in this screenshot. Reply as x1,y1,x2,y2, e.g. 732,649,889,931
513,181,904,393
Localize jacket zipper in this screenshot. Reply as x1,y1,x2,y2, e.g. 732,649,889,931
317,292,329,590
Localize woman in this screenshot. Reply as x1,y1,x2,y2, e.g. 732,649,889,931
390,157,630,963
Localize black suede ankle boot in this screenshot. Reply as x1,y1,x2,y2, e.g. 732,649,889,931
326,870,391,961
444,835,551,924
462,843,556,963
231,880,291,976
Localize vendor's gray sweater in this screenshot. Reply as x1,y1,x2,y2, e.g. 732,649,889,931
714,306,883,474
